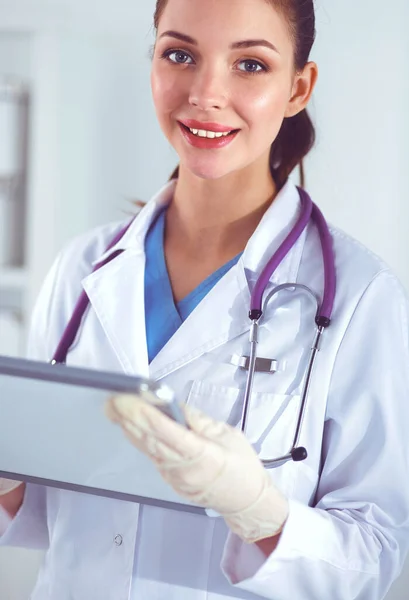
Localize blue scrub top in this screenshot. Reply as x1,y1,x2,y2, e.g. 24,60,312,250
144,209,242,363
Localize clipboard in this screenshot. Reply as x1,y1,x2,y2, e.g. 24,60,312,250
0,355,203,514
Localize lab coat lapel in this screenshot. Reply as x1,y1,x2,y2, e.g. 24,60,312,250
82,248,150,376
149,264,251,380
80,182,176,377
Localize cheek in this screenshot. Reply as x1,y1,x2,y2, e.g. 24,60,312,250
151,67,183,122
238,82,291,132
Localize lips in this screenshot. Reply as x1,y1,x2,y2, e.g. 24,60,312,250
178,122,239,149
181,119,237,134
178,120,240,150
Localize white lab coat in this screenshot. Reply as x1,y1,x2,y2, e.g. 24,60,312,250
1,179,409,600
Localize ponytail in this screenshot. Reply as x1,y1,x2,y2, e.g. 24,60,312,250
269,108,315,189
169,165,179,181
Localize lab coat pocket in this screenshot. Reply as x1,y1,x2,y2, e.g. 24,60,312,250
186,380,301,463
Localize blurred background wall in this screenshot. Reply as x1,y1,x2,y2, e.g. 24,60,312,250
0,0,408,598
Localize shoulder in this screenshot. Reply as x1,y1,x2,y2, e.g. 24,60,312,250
53,216,140,313
306,218,404,295
329,223,388,280
56,219,131,282
47,218,134,307
302,219,408,332
27,219,133,361
329,222,405,297
332,224,408,327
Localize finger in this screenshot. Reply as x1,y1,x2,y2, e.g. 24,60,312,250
184,405,237,441
184,405,257,455
107,398,190,463
120,419,183,463
183,405,229,437
105,396,123,423
107,395,205,459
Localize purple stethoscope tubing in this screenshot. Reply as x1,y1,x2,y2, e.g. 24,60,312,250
250,187,335,325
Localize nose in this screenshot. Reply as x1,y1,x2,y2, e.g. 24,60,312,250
188,65,228,111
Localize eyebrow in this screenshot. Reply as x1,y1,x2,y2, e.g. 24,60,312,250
159,31,280,54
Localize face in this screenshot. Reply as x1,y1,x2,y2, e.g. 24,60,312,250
151,0,307,181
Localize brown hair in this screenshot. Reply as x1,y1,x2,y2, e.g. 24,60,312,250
154,0,316,189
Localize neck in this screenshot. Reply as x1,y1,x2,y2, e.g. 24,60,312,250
166,162,277,260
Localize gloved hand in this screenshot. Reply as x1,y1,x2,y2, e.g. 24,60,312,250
106,395,289,544
0,478,22,497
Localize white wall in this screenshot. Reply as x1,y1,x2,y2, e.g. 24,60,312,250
307,0,409,290
0,33,32,357
0,32,45,600
25,28,177,309
0,0,408,598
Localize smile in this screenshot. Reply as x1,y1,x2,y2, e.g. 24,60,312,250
178,121,240,149
188,128,231,139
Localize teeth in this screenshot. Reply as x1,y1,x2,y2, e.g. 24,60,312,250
189,127,231,138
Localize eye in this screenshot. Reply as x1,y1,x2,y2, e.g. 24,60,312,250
164,50,194,65
237,60,266,74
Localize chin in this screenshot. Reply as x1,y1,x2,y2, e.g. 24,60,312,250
182,157,240,181
190,168,229,181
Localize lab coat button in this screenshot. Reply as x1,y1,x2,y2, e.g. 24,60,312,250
114,534,123,546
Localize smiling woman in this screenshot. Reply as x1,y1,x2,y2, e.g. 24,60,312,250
153,0,317,188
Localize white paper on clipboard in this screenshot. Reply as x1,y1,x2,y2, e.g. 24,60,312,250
0,355,202,514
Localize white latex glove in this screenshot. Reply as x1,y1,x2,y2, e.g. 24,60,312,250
0,478,22,497
106,395,289,544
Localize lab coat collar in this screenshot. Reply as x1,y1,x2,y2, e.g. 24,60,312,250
242,178,303,285
83,178,306,379
90,181,177,267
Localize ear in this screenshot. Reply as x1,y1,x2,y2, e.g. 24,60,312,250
285,61,318,118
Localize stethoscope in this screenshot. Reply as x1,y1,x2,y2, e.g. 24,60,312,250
51,187,336,470
243,188,335,468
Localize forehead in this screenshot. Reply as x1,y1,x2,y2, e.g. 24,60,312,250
157,0,293,53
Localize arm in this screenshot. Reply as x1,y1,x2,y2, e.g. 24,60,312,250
256,534,281,557
220,271,409,599
0,483,26,519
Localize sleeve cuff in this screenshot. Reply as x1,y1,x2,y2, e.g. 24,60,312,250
221,499,298,586
221,498,380,589
221,499,331,586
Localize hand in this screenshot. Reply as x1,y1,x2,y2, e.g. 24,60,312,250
0,478,22,497
106,395,289,544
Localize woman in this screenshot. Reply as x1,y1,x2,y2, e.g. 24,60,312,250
1,0,409,598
